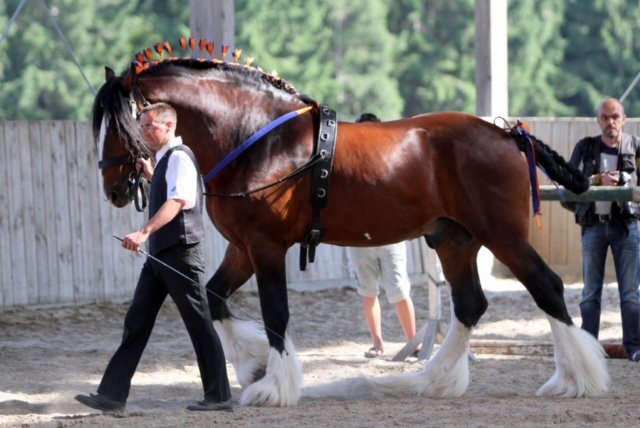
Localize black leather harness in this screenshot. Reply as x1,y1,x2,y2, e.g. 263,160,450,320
300,105,338,270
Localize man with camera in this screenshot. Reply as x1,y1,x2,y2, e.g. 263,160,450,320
564,97,640,362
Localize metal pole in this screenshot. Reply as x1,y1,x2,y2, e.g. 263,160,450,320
539,185,640,202
620,70,640,103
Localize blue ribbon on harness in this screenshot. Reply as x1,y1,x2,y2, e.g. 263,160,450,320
203,105,313,184
518,124,542,219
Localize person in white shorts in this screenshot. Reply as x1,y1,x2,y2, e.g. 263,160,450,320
348,242,418,358
348,112,417,358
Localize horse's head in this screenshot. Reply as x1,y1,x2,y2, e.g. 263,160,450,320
93,64,151,207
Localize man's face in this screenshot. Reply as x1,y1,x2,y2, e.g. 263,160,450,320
597,101,627,140
139,112,170,152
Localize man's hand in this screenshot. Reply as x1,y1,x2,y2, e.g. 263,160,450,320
137,157,154,182
122,230,150,253
600,171,619,186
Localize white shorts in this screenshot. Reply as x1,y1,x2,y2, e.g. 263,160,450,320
347,242,411,304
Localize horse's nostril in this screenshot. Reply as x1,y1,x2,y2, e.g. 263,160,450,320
108,192,118,204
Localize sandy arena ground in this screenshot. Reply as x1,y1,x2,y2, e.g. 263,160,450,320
1,275,639,427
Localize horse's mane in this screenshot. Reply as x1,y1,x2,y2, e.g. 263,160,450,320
92,37,311,153
132,37,300,96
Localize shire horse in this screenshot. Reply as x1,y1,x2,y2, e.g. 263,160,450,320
94,39,608,406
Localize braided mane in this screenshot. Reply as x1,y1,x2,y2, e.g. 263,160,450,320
132,36,300,96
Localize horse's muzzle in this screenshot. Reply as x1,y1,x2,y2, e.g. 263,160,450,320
107,188,132,208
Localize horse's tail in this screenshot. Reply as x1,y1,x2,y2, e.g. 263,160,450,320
509,125,589,194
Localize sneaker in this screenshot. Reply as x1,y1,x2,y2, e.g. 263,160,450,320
631,351,640,362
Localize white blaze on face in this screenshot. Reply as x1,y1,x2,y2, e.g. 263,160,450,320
98,115,108,160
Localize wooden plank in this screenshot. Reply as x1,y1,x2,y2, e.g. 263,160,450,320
30,122,51,303
50,121,74,302
5,122,27,305
98,177,117,301
75,123,102,302
17,122,37,304
548,121,571,265
37,122,61,303
64,122,85,303
470,339,553,356
0,122,9,306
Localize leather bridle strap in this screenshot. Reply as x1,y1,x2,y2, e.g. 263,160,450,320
98,155,136,169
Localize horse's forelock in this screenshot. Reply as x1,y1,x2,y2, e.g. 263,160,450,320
91,77,149,158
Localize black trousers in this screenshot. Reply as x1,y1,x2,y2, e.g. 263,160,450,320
97,243,231,403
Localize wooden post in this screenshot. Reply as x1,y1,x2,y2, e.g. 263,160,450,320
189,0,235,54
475,0,509,117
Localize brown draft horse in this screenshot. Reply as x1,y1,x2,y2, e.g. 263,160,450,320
94,39,608,406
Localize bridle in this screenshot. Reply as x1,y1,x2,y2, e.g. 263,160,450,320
97,94,150,212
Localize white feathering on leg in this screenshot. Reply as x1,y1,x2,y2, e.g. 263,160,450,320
239,334,303,406
213,318,270,388
537,317,609,397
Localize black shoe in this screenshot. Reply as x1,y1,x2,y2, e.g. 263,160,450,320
75,393,125,412
631,351,640,362
186,398,233,412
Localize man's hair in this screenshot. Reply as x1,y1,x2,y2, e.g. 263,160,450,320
356,112,381,123
140,102,177,124
597,97,625,116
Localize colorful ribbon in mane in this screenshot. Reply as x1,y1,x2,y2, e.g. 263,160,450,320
516,121,543,228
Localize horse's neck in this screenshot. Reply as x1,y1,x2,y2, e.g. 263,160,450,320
143,77,307,176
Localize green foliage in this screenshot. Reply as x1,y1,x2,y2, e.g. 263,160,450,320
1,1,640,119
235,0,402,121
508,0,573,116
388,0,476,116
0,0,189,120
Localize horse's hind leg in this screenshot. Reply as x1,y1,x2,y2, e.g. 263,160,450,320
415,229,486,397
237,243,302,407
206,243,271,390
373,221,484,398
492,241,609,397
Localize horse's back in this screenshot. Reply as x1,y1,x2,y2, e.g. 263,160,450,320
326,112,530,246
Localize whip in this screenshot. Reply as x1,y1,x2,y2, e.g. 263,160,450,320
112,234,286,341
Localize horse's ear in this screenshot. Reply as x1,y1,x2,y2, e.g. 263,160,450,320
121,62,137,95
105,66,116,82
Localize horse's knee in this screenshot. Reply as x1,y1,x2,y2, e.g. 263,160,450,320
451,290,488,327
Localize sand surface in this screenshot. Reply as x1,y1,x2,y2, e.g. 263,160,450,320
1,276,639,427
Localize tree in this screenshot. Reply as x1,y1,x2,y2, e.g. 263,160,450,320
558,0,640,116
235,0,402,120
507,1,571,116
388,0,476,117
0,0,190,120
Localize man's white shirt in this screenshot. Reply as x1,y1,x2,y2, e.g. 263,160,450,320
154,136,198,210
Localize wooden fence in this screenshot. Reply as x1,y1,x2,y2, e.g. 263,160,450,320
1,118,639,307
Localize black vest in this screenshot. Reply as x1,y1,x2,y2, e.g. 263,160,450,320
570,134,640,226
148,145,204,255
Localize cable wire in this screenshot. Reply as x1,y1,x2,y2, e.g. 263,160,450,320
0,0,28,45
40,0,96,95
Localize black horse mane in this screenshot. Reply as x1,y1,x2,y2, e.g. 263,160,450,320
92,37,314,156
91,76,149,158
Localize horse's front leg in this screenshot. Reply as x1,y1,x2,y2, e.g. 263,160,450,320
238,244,302,407
207,243,271,390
